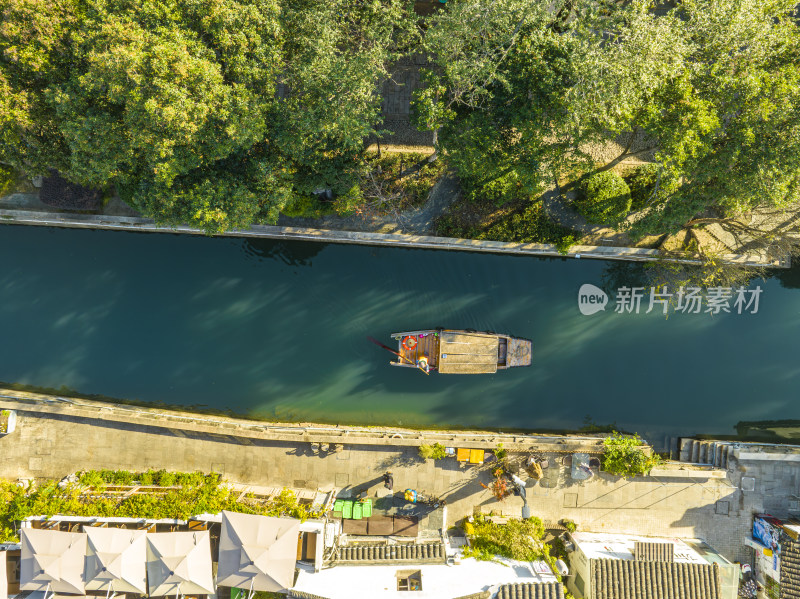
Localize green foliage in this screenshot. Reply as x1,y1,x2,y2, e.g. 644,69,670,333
569,0,800,235
416,7,581,206
0,470,319,541
0,0,414,232
601,432,661,478
0,165,17,196
475,202,576,245
555,234,578,255
418,442,447,460
462,515,547,562
575,171,632,225
340,152,447,217
625,164,660,211
494,443,507,462
560,519,577,533
78,469,214,487
281,194,330,219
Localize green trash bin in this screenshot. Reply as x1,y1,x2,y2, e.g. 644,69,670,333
361,498,373,518
334,499,345,513
342,500,353,519
352,502,363,520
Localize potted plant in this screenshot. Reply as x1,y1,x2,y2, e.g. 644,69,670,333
0,410,17,435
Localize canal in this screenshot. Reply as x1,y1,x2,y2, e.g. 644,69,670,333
1,225,799,441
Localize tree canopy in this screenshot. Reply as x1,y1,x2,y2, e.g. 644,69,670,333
0,0,412,231
414,0,800,234
2,0,799,235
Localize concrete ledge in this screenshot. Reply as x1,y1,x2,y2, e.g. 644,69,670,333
0,387,606,452
0,209,783,267
650,466,728,479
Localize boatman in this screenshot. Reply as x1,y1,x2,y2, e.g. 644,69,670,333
417,356,431,373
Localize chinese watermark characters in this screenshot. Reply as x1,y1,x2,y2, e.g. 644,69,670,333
579,284,762,315
613,285,761,315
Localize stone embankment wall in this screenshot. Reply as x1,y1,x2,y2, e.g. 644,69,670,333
0,387,606,453
0,208,777,267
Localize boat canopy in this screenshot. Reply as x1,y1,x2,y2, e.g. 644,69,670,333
437,332,498,374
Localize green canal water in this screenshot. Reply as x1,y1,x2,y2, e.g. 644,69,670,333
1,225,799,441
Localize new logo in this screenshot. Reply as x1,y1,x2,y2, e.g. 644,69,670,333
578,284,608,315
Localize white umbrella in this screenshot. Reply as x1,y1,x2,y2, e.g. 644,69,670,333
84,528,147,595
20,528,87,595
1,551,7,599
217,511,300,594
146,531,214,597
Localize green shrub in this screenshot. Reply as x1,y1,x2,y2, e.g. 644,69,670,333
494,443,507,462
418,442,447,460
0,472,321,542
575,171,632,225
476,202,575,245
560,519,577,532
0,165,17,197
331,184,363,216
281,194,329,218
555,234,577,255
461,515,547,561
601,432,661,478
625,164,660,211
78,470,106,488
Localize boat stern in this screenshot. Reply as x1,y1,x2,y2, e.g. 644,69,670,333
506,337,532,368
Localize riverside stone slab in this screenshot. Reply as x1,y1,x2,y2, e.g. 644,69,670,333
0,208,783,267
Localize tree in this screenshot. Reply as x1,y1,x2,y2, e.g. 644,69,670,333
270,0,413,198
563,0,800,237
415,0,800,253
413,0,576,204
0,0,414,231
601,432,660,478
576,171,631,225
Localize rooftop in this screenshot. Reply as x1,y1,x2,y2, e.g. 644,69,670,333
291,555,558,599
570,532,730,565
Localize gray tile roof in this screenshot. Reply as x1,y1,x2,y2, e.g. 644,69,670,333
335,541,446,564
453,592,491,599
495,582,565,599
781,538,800,598
289,591,331,599
590,558,721,599
634,541,674,562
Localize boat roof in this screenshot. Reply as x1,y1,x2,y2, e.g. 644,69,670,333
437,332,499,374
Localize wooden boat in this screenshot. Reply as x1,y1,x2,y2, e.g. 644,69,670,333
390,329,532,374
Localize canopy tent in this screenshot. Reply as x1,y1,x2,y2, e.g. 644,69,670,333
146,531,214,597
217,511,300,593
84,527,147,595
1,551,7,599
20,528,87,596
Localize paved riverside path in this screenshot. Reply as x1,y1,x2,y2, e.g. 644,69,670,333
0,396,778,564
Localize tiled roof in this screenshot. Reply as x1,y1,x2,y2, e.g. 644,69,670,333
453,592,491,599
289,592,331,599
781,538,800,598
495,582,564,599
590,558,721,599
335,542,446,564
634,541,674,562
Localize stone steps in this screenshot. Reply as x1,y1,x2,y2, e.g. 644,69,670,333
679,439,733,469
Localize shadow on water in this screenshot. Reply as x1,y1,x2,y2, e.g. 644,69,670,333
774,266,800,289
243,239,328,267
